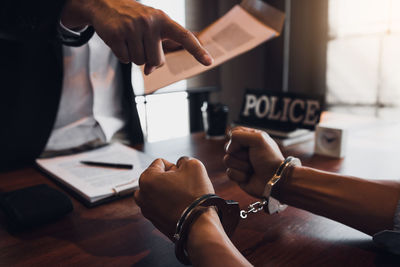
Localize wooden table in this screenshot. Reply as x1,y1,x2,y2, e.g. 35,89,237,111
1,123,400,266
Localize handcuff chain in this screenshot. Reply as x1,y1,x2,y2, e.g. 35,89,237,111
240,200,267,219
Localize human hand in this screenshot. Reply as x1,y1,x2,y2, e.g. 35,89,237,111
61,0,213,75
162,39,183,53
162,32,201,53
134,157,215,240
223,127,284,198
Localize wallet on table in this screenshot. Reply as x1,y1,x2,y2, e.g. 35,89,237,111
0,184,73,231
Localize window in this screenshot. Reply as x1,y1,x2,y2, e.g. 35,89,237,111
135,0,190,142
327,0,400,118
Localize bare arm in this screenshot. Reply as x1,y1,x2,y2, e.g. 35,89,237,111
134,158,251,266
277,166,400,235
187,209,251,267
224,127,400,236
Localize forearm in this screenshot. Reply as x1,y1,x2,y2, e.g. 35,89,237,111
187,209,251,267
275,166,400,235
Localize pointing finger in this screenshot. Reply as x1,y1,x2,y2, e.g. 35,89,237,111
161,20,213,66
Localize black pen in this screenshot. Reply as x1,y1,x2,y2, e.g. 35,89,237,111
80,161,134,170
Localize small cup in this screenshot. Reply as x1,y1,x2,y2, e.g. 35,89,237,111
201,102,229,139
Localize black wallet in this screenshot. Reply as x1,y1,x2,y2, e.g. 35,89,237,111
0,184,73,231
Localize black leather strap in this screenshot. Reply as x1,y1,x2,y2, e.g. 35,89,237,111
58,25,95,47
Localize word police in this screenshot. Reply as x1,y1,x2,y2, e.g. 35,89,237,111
239,89,323,130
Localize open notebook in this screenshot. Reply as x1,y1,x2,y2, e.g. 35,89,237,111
36,143,153,207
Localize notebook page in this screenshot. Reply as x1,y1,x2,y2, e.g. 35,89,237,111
36,143,153,203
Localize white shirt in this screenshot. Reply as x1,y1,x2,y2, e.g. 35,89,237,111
44,31,126,151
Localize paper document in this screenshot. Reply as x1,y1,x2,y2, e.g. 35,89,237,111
36,143,153,205
143,0,285,93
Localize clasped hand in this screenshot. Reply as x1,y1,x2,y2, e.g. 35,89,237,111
224,127,284,198
134,157,215,240
135,127,284,237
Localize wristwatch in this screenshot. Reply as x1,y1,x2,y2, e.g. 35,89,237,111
262,156,301,214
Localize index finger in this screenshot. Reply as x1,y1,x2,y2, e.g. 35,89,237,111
161,20,213,66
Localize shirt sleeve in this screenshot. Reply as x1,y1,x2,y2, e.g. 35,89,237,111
372,199,400,255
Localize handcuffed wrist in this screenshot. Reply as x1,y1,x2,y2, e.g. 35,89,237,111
186,208,221,254
262,156,301,214
271,163,298,200
173,194,240,265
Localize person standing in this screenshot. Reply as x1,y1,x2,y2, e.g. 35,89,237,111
0,0,213,170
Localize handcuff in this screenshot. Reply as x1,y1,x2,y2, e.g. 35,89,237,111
173,156,301,265
240,156,302,218
173,194,240,265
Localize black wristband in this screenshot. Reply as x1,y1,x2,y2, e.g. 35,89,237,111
58,24,95,47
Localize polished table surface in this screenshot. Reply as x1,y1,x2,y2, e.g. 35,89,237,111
1,122,400,266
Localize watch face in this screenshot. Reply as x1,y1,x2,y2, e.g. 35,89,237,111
317,128,341,153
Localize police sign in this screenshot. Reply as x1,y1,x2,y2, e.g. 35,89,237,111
238,89,324,130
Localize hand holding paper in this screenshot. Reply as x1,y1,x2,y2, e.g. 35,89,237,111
143,0,285,93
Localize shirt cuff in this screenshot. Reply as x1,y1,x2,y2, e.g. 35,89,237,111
372,199,400,255
59,21,89,37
